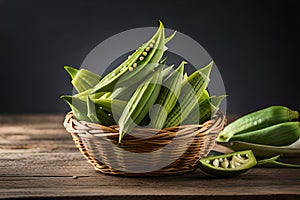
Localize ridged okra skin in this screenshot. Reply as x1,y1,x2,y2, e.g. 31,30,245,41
148,61,185,129
92,21,166,93
164,61,213,128
93,98,127,121
61,95,116,126
110,85,137,101
61,95,90,122
230,121,300,146
183,91,225,125
64,66,101,93
118,65,164,143
217,105,299,142
198,95,225,124
61,21,228,134
110,58,169,101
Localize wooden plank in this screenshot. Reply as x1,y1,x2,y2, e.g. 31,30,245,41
1,151,299,199
0,115,73,153
0,168,299,199
0,114,299,199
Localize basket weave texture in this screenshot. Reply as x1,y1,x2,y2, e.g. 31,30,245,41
64,111,226,176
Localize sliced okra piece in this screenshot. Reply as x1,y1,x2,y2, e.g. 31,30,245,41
199,150,257,177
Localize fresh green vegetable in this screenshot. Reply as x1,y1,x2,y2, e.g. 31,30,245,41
217,140,300,158
230,121,300,146
61,95,90,122
93,98,127,119
92,21,166,93
256,155,300,168
162,64,174,78
217,106,299,142
64,66,101,93
199,150,257,177
149,61,185,129
164,30,177,44
182,90,210,125
164,61,213,128
61,21,225,141
110,57,169,101
118,65,163,142
109,85,137,101
184,92,226,125
87,96,100,123
61,95,116,126
203,95,226,123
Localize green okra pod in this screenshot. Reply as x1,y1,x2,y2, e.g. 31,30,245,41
217,105,299,142
64,66,101,93
256,155,300,168
164,61,213,128
149,61,185,129
230,121,300,146
118,65,164,142
92,21,166,93
61,95,89,122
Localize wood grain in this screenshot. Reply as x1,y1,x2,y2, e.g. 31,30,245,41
0,114,299,200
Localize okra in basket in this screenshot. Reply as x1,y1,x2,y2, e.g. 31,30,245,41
61,21,226,176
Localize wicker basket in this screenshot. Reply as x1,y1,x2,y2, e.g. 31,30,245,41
64,111,226,176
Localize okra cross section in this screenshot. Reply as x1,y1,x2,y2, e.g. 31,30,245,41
199,150,257,177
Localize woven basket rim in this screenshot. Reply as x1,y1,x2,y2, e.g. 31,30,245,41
64,111,226,140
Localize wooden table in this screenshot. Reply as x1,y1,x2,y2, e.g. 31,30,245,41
1,114,299,200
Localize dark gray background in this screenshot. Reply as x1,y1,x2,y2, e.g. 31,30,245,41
1,0,299,114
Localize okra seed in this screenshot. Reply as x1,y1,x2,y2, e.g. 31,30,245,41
139,56,144,61
100,107,103,109
205,160,210,164
221,160,229,168
229,161,235,168
128,66,134,71
145,47,150,52
149,43,154,48
107,113,112,117
235,162,241,166
233,155,248,164
142,52,147,56
245,154,249,158
213,159,219,167
133,63,137,68
151,39,156,44
219,158,223,162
